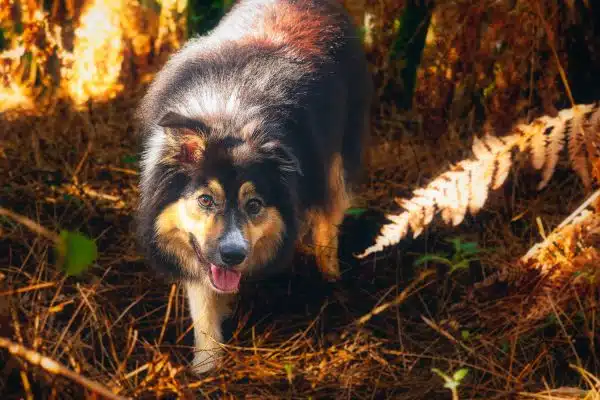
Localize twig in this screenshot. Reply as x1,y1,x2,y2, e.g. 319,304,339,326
569,364,600,392
545,294,583,369
0,337,130,400
72,106,96,182
356,269,435,325
0,206,59,243
0,282,56,296
158,283,177,346
535,1,575,107
103,166,139,176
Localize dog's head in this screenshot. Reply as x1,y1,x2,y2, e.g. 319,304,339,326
138,112,300,294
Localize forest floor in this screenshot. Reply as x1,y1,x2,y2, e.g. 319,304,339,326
0,88,599,399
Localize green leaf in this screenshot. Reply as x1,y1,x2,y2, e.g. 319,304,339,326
446,236,462,247
284,363,294,383
431,368,451,383
449,260,471,273
453,368,469,382
345,207,367,217
461,330,470,341
458,241,480,255
15,21,24,34
0,28,5,51
414,253,452,266
444,380,459,390
122,154,139,164
483,81,496,99
56,230,98,276
23,51,32,64
444,381,459,390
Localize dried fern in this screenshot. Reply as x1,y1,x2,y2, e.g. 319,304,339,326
358,103,600,258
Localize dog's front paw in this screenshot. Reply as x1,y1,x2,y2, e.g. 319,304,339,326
190,348,222,375
315,248,341,282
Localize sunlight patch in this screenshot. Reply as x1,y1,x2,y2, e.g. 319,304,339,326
62,0,125,106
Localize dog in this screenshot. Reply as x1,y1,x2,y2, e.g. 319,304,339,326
136,0,372,374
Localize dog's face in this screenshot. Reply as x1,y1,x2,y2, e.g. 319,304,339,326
142,113,298,294
154,176,286,293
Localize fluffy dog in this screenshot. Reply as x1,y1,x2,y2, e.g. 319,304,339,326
136,0,372,373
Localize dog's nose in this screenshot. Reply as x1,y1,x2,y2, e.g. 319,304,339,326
219,241,247,266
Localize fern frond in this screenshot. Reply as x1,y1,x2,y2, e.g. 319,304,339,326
357,103,600,259
567,107,591,189
539,117,565,189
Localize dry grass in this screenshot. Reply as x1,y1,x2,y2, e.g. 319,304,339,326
1,88,599,399
1,0,600,399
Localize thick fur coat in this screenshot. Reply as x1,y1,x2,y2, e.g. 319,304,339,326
136,0,372,373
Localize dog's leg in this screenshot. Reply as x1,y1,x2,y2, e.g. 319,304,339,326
312,154,351,281
312,212,341,280
185,282,232,374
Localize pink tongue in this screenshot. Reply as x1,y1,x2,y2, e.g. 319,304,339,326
210,264,241,292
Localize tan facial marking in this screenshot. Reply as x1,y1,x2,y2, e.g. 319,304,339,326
238,181,258,204
236,181,285,267
154,199,198,271
154,185,226,273
245,206,285,267
206,180,225,204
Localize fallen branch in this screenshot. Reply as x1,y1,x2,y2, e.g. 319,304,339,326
0,337,129,400
0,206,59,243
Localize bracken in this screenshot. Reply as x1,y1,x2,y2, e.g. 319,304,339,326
359,103,600,258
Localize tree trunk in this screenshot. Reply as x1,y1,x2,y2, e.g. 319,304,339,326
564,0,600,104
385,0,435,110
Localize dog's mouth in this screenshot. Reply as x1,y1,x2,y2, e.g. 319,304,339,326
208,264,241,293
190,236,242,293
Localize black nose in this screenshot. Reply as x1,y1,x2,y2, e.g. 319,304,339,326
219,241,247,266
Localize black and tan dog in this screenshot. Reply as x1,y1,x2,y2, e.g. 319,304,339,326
136,0,372,373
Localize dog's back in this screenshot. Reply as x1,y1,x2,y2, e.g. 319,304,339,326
138,0,371,205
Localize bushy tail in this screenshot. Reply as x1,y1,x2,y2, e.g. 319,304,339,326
357,103,600,258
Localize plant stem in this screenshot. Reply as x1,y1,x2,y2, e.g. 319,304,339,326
0,337,129,400
0,206,59,243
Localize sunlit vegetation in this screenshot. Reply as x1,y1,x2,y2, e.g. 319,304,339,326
1,0,600,398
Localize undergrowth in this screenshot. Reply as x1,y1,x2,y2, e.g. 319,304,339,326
1,92,599,399
1,0,600,399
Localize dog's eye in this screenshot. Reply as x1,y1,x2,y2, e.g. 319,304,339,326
198,194,215,209
245,199,263,216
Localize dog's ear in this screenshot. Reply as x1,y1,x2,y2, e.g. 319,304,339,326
260,140,303,176
158,112,209,134
158,112,207,164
